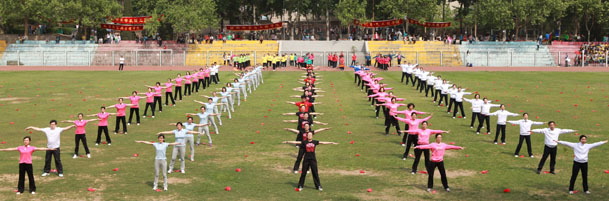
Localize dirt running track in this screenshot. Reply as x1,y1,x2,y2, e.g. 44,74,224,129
1,65,609,72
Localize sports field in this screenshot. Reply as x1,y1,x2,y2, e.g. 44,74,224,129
0,70,608,200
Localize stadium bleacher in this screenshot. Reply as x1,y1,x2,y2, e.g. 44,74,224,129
368,41,462,66
459,41,555,67
186,41,278,66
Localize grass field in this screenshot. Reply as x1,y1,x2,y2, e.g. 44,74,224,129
0,70,608,200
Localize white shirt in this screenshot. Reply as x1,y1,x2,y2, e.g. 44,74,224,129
399,64,412,73
426,76,436,85
463,98,484,113
531,128,576,147
557,141,606,163
489,109,518,125
120,57,125,64
507,119,544,135
434,79,444,89
440,83,451,94
480,103,500,115
42,127,66,148
448,88,458,98
454,91,471,102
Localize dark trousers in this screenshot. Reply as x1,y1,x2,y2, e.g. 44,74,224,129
403,134,417,158
401,124,411,144
538,145,557,172
477,115,491,133
165,92,175,105
470,112,480,127
128,108,140,124
494,124,507,143
569,162,588,191
153,96,162,112
514,135,533,156
118,64,124,71
298,159,321,188
447,98,455,112
144,103,155,116
428,161,448,189
433,89,441,101
74,134,90,155
184,84,191,96
114,116,127,133
43,148,62,174
425,85,433,97
385,114,401,135
438,94,448,106
193,81,199,92
174,87,183,100
406,73,413,85
293,147,306,171
18,163,35,193
96,126,111,144
452,101,465,117
401,72,407,82
412,148,430,172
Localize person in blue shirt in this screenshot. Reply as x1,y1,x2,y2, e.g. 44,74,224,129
136,134,181,191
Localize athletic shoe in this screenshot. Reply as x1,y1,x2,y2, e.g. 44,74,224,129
143,116,147,118
530,155,534,158
514,155,519,157
585,191,591,194
16,192,21,195
95,143,99,146
127,123,131,126
445,188,450,192
550,172,555,175
41,173,49,177
401,144,406,147
153,187,157,191
493,142,497,144
411,171,416,175
108,143,111,146
536,170,541,174
476,132,480,135
294,170,299,174
31,192,35,195
87,154,91,158
72,155,77,159
470,126,473,129
209,143,213,147
569,191,574,195
307,171,310,174
298,187,303,192
318,187,323,191
168,170,172,174
463,117,467,119
426,188,432,192
152,116,155,118
137,123,140,126
58,174,63,177
181,170,185,174
502,143,506,145
124,132,127,135
452,117,455,119
113,132,117,135
190,159,194,162
487,132,491,135
403,158,406,160
164,187,168,191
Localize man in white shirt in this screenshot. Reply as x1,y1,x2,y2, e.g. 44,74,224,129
489,104,519,144
25,120,75,177
507,113,544,157
464,94,484,128
119,56,125,71
556,135,607,194
452,87,471,119
432,76,444,102
477,98,499,134
531,121,576,174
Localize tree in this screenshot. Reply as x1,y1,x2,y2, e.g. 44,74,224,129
60,0,122,40
335,0,367,37
133,0,219,38
0,0,58,36
569,0,602,41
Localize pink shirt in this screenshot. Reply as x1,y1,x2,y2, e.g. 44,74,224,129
18,146,36,164
395,116,432,133
145,92,154,103
382,103,405,116
416,143,462,162
74,120,88,134
204,69,210,77
97,112,110,126
396,109,426,119
192,73,199,82
200,71,206,79
185,75,192,84
115,103,127,117
404,128,444,145
165,83,173,92
175,78,183,87
129,96,141,108
153,86,162,97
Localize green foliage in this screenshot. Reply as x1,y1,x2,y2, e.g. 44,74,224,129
335,0,367,26
133,0,218,35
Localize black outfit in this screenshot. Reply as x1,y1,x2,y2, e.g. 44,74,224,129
493,124,507,143
74,134,90,155
470,112,480,127
569,161,588,191
43,148,63,174
143,102,155,117
428,161,449,189
165,92,175,106
184,84,192,96
96,126,111,144
476,114,491,133
298,140,321,189
128,107,140,124
452,101,466,118
447,98,455,113
174,86,183,100
114,116,127,133
514,135,533,156
153,96,163,112
537,145,558,173
18,163,35,193
412,148,430,173
403,133,418,158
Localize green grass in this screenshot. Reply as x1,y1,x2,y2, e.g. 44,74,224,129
0,70,608,200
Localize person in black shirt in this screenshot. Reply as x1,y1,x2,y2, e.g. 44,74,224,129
282,112,328,130
283,132,337,191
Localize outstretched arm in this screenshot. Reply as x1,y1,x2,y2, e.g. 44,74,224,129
313,127,331,133
559,129,577,135
282,113,297,116
282,141,302,145
35,147,56,151
283,128,299,134
157,131,175,135
313,121,328,125
445,145,464,150
135,140,154,145
0,147,18,151
318,141,339,145
194,100,206,105
25,126,44,132
282,120,299,123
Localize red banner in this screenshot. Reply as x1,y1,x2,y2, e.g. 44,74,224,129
101,24,144,31
360,19,403,28
408,18,450,28
111,16,152,24
226,22,283,31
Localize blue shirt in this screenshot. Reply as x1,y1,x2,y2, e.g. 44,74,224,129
196,113,210,124
173,129,187,147
350,65,369,72
153,142,170,160
183,123,196,137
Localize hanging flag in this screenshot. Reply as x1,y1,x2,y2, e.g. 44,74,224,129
226,22,283,31
111,16,152,24
101,24,144,31
359,19,404,28
408,18,451,28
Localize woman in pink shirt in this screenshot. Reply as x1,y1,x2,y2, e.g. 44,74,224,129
0,136,55,195
86,106,116,146
401,121,448,174
376,97,405,135
121,91,145,125
415,133,463,192
396,112,433,156
173,74,184,101
191,71,200,93
142,88,157,118
395,103,427,148
184,72,193,96
107,98,134,134
145,82,168,113
62,113,98,158
164,78,176,106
